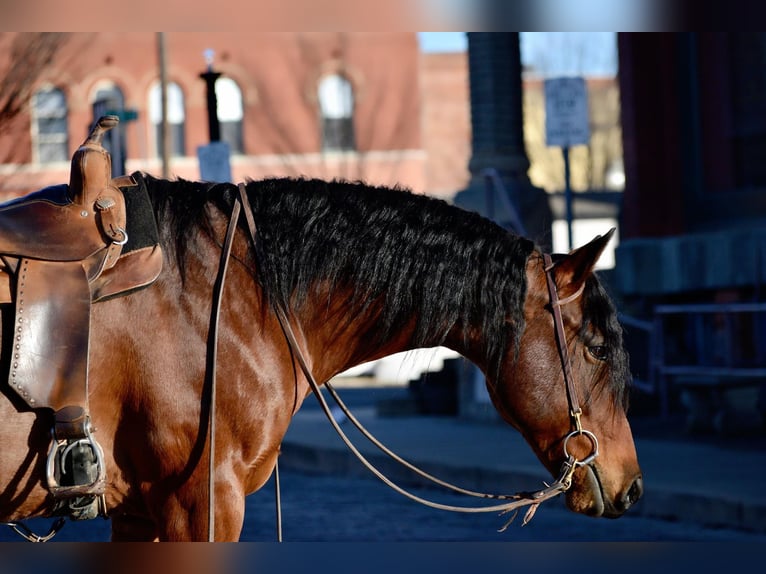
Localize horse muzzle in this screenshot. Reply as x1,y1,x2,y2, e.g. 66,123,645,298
566,464,644,518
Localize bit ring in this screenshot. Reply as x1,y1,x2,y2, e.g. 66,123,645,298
563,429,599,466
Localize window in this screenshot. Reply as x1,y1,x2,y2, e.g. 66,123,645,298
32,86,68,163
318,74,355,151
92,82,127,175
215,77,244,154
149,81,186,157
93,83,124,112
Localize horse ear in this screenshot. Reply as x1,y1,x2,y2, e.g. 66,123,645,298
553,228,615,297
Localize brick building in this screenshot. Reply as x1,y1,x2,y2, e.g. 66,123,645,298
0,32,471,203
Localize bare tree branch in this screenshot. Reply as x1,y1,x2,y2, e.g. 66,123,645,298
0,33,67,132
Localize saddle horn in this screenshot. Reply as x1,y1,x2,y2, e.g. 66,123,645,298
68,115,120,206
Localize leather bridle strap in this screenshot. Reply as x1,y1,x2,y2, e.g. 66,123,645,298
542,253,599,471
542,253,583,430
273,303,572,519
234,182,284,541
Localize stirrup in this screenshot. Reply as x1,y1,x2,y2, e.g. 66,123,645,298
46,418,106,499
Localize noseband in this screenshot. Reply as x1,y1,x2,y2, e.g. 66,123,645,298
204,186,602,539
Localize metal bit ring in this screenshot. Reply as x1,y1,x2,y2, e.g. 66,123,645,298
562,429,599,466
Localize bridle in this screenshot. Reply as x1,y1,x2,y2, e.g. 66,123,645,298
204,184,600,541
542,253,600,474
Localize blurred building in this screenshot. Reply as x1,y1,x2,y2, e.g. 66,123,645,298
617,33,766,306
451,33,765,424
8,32,761,304
0,32,470,203
5,32,761,425
615,34,766,431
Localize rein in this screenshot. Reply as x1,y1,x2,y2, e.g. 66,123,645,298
208,183,600,536
273,305,580,530
207,183,283,542
205,188,243,541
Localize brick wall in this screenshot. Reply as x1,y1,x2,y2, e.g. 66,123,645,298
0,32,428,199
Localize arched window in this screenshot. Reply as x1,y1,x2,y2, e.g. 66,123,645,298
318,74,355,151
93,83,125,112
92,82,127,175
215,77,244,154
32,86,69,163
149,81,186,157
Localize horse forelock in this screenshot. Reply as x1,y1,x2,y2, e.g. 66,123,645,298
141,173,536,376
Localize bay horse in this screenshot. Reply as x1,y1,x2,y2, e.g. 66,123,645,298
0,172,642,541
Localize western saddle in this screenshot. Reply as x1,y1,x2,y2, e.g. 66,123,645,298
0,116,163,519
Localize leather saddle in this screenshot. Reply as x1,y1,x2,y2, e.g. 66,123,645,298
0,116,163,509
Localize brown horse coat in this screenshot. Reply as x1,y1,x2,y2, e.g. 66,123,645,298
0,174,641,540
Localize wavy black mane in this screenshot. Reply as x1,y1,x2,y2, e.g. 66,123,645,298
138,173,630,402
141,174,536,377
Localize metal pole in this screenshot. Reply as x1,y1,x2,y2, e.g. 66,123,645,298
563,146,573,250
157,32,170,178
200,69,221,143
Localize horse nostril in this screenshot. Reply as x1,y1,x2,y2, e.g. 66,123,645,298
623,475,644,509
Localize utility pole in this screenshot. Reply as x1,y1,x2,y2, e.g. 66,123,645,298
157,32,170,178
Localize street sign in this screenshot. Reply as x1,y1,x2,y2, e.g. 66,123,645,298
544,77,590,251
198,141,232,183
104,108,138,122
544,77,590,148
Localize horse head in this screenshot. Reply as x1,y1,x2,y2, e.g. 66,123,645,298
485,229,643,518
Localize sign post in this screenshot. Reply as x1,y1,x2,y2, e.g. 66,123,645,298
197,48,232,183
198,141,232,183
544,77,590,250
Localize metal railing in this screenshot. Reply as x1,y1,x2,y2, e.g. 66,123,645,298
623,303,766,419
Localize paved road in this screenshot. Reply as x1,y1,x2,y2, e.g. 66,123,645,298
242,469,766,542
3,468,765,542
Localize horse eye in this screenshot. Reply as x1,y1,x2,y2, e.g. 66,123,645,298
588,345,608,361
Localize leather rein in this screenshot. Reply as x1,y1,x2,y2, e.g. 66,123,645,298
206,184,599,540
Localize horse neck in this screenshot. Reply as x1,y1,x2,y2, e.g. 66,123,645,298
287,290,409,380
293,285,500,383
290,248,542,384
440,253,543,383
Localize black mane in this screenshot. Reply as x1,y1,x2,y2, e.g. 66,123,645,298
142,174,536,377
140,173,630,401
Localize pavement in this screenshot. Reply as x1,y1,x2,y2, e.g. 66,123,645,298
280,379,766,535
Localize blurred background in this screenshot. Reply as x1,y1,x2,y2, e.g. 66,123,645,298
0,32,764,435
